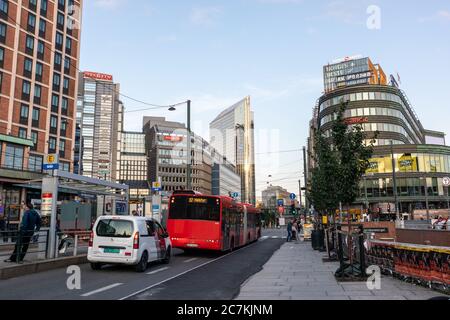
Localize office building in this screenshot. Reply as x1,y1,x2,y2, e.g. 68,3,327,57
119,131,148,199
210,96,256,205
76,71,123,181
143,116,212,195
211,156,241,201
0,0,82,225
308,56,450,218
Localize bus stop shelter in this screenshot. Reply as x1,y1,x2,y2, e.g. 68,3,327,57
17,170,129,259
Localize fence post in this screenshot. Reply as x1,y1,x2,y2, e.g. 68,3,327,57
16,231,22,263
358,225,366,277
55,233,59,259
74,234,78,257
337,225,344,269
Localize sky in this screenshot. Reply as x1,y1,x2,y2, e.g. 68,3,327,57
79,0,450,200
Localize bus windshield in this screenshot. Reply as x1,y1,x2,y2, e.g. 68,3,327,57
169,196,220,221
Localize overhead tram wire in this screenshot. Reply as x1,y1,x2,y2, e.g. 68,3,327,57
2,11,186,112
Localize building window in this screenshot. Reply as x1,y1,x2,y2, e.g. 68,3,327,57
48,137,56,153
51,94,59,113
0,0,8,18
55,32,63,50
37,40,44,60
27,13,36,32
29,0,37,11
61,97,68,115
54,52,62,70
50,115,57,134
59,139,66,158
31,131,38,151
25,35,34,55
57,12,64,30
0,22,6,43
53,73,61,91
63,77,69,94
28,154,43,172
32,107,40,127
60,119,67,136
20,104,29,124
40,0,48,17
22,80,31,100
35,62,43,82
64,57,70,73
0,46,4,68
34,84,42,104
23,57,33,78
5,144,24,170
18,127,27,139
58,0,65,11
65,37,72,55
38,19,46,38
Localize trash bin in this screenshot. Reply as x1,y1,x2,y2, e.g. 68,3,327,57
311,230,319,250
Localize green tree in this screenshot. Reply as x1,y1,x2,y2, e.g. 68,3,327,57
310,101,377,221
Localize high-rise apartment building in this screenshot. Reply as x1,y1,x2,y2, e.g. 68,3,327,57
210,96,256,205
76,71,123,181
0,0,82,225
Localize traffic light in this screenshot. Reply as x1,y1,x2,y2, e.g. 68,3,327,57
290,204,297,216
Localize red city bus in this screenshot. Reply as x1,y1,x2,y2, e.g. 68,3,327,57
167,191,261,251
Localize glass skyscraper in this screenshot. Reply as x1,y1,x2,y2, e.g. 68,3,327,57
210,96,256,205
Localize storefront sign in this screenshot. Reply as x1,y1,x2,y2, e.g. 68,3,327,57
398,155,418,172
83,71,113,81
163,136,183,142
344,117,369,125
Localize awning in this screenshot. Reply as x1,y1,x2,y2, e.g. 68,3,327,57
0,134,34,147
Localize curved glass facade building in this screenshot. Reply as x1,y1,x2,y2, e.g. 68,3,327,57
309,57,450,218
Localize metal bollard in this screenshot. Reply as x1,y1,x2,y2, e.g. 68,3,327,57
74,235,78,257
55,234,59,259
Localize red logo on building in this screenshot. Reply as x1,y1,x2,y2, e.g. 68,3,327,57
163,136,183,142
344,117,369,125
83,71,113,82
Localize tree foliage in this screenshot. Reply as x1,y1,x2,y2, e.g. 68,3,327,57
310,101,377,215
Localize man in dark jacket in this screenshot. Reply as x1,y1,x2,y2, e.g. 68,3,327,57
4,202,41,263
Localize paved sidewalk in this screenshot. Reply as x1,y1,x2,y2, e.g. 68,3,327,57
236,240,449,300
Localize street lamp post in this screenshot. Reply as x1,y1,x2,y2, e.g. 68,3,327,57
169,100,191,190
390,140,400,219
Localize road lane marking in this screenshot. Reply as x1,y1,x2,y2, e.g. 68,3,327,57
81,283,123,297
271,236,278,239
184,258,198,263
119,239,265,300
147,267,169,275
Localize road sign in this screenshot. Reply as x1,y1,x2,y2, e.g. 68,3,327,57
231,192,239,198
278,206,285,215
443,177,450,187
290,193,296,200
43,154,59,170
152,181,162,192
277,199,284,207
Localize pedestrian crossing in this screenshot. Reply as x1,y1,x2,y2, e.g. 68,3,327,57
259,235,287,241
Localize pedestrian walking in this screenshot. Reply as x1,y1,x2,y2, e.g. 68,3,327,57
287,219,293,242
292,220,299,242
4,202,42,263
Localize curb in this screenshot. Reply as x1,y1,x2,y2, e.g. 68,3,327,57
0,255,88,280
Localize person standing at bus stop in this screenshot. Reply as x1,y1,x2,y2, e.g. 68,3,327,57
4,202,41,263
287,219,293,242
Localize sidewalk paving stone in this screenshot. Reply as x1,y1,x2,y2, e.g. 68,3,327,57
235,241,449,300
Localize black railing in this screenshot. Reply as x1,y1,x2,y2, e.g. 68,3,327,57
0,230,49,263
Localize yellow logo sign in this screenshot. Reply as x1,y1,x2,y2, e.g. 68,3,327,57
47,154,56,164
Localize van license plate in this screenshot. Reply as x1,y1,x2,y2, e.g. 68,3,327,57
104,248,120,254
186,244,198,248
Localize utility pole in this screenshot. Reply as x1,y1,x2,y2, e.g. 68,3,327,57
390,140,399,219
186,100,192,190
303,146,308,213
298,179,303,209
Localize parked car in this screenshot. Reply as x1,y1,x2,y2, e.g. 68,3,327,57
88,216,172,272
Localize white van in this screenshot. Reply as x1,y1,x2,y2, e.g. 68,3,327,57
88,216,172,272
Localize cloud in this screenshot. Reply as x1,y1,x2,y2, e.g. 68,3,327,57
419,10,450,23
93,0,125,9
244,76,322,103
190,7,223,26
255,0,303,3
307,1,364,25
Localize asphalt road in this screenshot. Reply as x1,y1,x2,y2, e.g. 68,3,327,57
0,229,286,300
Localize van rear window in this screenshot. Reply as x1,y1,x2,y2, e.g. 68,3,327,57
96,219,133,238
